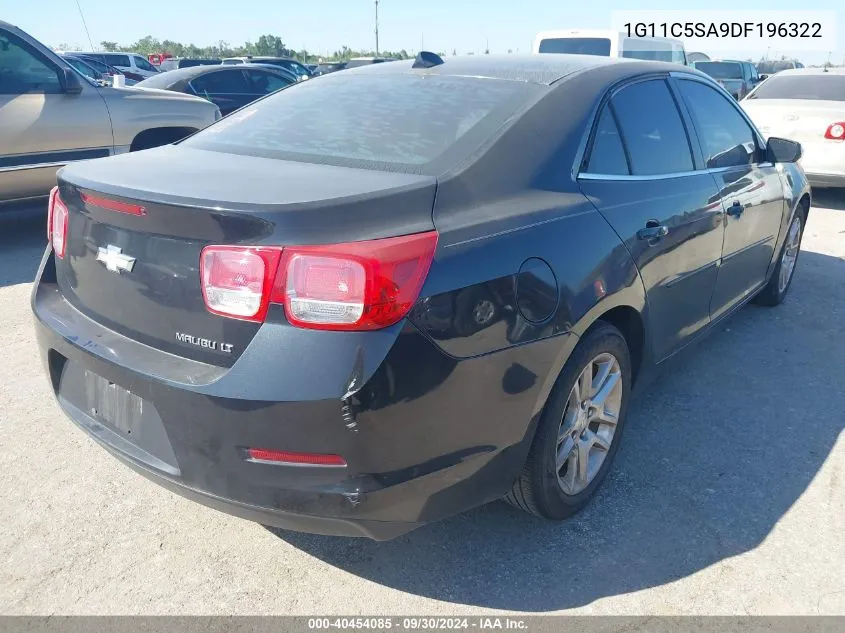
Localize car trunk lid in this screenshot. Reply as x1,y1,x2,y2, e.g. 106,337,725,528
55,146,437,367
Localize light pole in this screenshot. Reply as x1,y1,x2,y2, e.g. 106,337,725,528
374,0,379,55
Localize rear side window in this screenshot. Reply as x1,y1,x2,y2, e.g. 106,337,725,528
538,38,611,56
676,79,758,168
102,54,131,67
185,74,538,167
190,69,251,94
585,107,629,175
611,79,693,175
243,69,293,94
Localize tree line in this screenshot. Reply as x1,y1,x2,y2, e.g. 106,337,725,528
94,34,423,62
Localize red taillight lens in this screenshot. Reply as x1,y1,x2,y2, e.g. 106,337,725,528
274,231,439,331
824,122,845,140
200,246,282,322
245,448,346,466
199,231,438,330
47,186,68,258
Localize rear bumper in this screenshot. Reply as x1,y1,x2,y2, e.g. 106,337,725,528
33,250,569,539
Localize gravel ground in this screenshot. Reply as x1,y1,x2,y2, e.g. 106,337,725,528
1,192,843,615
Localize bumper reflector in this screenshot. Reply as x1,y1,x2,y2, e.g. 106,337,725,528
245,448,346,467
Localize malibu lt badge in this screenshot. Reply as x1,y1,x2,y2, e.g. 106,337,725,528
175,332,234,354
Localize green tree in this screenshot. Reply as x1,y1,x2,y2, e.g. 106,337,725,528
99,41,119,51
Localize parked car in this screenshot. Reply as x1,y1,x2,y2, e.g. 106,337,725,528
314,61,348,75
756,59,805,78
345,56,398,68
59,54,108,83
691,60,760,99
221,56,312,80
0,21,220,207
135,64,296,115
33,54,809,540
534,29,687,64
159,58,222,72
742,68,845,188
66,53,142,84
73,51,160,78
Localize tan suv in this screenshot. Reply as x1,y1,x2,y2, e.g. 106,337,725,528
0,21,220,208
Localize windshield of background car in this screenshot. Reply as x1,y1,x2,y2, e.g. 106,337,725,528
694,62,743,79
538,37,611,56
747,75,845,101
183,73,542,171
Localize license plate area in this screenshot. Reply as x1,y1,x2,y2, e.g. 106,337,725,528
55,358,180,475
84,370,143,436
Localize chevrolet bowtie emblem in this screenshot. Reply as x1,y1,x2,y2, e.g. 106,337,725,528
96,245,136,274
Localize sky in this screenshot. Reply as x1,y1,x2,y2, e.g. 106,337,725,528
5,0,844,65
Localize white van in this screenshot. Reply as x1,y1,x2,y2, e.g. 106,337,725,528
74,51,160,78
534,29,687,65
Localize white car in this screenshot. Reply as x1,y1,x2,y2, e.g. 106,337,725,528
533,29,687,65
742,68,845,189
72,51,160,78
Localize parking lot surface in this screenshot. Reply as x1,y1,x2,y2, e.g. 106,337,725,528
1,192,843,615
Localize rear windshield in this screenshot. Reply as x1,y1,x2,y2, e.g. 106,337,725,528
621,49,675,63
183,73,540,170
538,37,611,56
694,62,742,79
757,60,799,74
747,75,845,101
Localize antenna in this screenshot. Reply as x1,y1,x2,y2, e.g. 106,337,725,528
74,0,96,50
374,0,379,55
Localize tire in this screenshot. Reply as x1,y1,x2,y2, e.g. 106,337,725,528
505,321,632,519
753,207,805,307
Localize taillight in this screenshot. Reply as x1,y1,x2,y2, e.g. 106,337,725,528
824,122,845,140
200,246,282,322
199,231,438,329
47,186,68,258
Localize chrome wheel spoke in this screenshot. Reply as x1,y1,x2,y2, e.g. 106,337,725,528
556,435,576,471
592,368,620,408
574,437,590,486
578,365,593,399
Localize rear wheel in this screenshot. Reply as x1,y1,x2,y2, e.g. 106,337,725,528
505,322,631,519
754,210,804,306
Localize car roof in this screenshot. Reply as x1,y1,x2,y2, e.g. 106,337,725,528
773,67,845,76
344,54,647,86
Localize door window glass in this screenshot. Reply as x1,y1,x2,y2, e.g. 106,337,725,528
0,32,62,94
611,79,693,175
585,106,629,175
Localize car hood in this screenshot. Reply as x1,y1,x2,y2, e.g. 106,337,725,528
108,85,209,103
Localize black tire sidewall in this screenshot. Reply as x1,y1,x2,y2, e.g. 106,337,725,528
531,323,632,518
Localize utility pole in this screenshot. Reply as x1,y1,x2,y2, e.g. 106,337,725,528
374,0,379,55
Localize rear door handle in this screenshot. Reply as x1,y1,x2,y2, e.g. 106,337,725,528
727,201,745,217
637,222,669,242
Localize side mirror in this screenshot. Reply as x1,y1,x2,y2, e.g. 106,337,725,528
766,137,802,163
60,67,83,94
759,74,769,81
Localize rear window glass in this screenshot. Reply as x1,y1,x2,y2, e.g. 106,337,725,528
538,38,611,56
184,74,538,168
621,49,674,63
585,107,629,175
693,62,743,79
101,54,131,67
747,75,845,101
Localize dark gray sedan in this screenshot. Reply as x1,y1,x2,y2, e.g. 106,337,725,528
33,54,809,539
136,64,297,116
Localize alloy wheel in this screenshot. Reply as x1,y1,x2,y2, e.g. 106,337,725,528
778,216,802,293
556,352,623,495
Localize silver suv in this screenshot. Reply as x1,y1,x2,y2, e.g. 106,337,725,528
0,21,220,207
